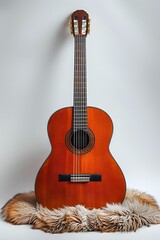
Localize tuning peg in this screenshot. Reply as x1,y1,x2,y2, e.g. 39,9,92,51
69,17,73,34
88,19,90,34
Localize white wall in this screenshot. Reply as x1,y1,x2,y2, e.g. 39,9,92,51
0,0,160,207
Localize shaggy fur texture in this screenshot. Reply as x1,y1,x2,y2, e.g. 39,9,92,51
1,189,160,233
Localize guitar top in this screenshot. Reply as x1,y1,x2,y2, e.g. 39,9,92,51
35,10,126,209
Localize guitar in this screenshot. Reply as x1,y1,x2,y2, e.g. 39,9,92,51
35,10,126,209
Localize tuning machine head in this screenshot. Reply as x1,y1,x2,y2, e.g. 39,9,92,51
70,10,90,37
88,19,90,34
69,16,73,34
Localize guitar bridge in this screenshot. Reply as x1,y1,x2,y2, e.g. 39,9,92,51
59,174,101,182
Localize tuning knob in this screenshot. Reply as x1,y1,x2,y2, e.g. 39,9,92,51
69,17,73,34
88,19,90,34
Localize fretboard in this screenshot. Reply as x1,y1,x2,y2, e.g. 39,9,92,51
73,36,87,131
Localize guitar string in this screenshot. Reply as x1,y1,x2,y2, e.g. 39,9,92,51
84,36,87,175
76,35,79,180
80,35,82,178
74,35,77,178
77,36,81,181
80,35,84,178
74,34,79,177
84,36,85,176
80,35,83,177
84,36,86,172
82,35,84,177
75,35,77,178
76,35,78,179
82,36,85,177
73,35,75,177
78,35,80,179
74,34,77,179
79,35,82,178
84,35,85,176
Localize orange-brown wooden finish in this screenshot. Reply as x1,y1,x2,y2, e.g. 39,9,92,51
35,107,126,209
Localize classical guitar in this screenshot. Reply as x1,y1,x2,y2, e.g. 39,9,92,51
35,10,126,209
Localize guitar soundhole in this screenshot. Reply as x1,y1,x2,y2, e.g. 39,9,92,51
71,130,89,149
66,128,95,154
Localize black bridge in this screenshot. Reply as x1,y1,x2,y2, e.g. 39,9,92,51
59,174,101,183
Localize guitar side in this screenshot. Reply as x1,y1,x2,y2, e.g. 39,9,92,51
35,107,126,209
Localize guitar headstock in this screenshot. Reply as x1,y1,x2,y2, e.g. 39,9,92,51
70,10,90,37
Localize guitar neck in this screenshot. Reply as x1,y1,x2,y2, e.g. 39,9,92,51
73,36,87,131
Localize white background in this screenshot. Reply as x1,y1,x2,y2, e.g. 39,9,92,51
0,0,160,239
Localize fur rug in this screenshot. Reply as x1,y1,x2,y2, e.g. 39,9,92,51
1,189,160,233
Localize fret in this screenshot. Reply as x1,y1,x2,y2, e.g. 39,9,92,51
73,126,88,129
73,119,87,120
74,114,87,115
73,121,87,123
74,108,87,109
74,89,86,91
74,116,87,117
74,103,87,105
74,115,87,117
73,117,87,119
73,115,87,117
74,97,87,99
74,94,87,96
73,128,88,131
74,75,86,76
73,118,87,119
74,42,85,45
73,124,87,126
74,107,87,108
74,102,87,103
76,106,87,109
74,117,87,119
74,102,86,106
73,113,87,115
74,57,85,59
75,52,86,54
74,113,87,114
74,98,86,99
73,116,87,117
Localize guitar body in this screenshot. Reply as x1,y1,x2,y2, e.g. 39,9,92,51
35,107,126,209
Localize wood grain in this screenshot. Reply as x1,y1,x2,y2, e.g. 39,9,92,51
35,107,126,209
